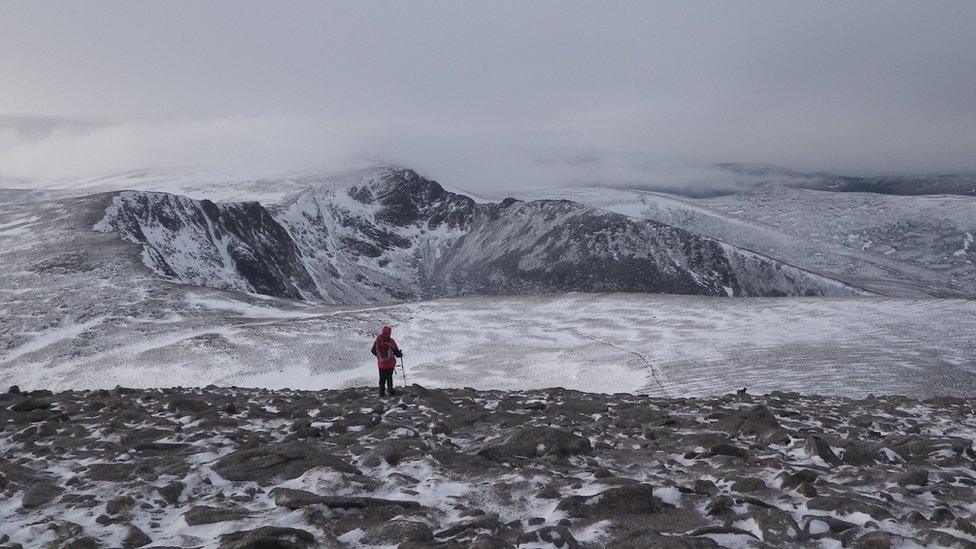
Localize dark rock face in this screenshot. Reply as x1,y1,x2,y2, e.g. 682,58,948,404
97,191,318,300
2,386,974,548
96,168,858,303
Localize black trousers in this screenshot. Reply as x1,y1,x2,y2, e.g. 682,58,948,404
378,368,395,394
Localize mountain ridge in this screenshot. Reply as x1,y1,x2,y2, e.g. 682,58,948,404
93,168,864,303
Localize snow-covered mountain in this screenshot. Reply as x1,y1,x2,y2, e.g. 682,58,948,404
519,184,976,297
92,168,860,303
3,166,975,396
709,163,976,197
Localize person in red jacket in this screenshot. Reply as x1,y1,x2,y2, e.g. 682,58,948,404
371,326,402,397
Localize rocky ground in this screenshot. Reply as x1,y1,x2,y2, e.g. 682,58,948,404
1,385,975,548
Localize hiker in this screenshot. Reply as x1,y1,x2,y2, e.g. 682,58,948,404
371,325,402,397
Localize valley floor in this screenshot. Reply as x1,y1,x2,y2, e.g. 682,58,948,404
1,386,974,548
2,293,975,398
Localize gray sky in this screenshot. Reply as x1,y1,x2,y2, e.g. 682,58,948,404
1,1,974,190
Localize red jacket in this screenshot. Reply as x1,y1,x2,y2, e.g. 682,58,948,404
371,326,401,370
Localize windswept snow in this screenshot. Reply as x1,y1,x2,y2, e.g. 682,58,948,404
2,291,974,398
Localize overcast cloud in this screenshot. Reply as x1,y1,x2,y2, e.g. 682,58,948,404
1,1,974,192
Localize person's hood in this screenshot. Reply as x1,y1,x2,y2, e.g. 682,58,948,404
381,326,392,337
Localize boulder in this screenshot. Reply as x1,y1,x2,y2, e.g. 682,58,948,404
86,462,136,482
779,469,818,490
184,506,249,526
121,525,152,548
896,468,929,487
691,479,719,496
516,526,578,548
431,449,504,476
213,441,358,482
21,482,63,508
478,427,591,460
613,529,722,548
710,405,789,445
804,436,842,466
704,495,734,516
272,488,420,510
751,506,802,544
45,521,98,549
435,515,504,539
803,515,858,536
707,443,749,459
362,520,434,545
807,496,893,521
468,536,517,549
105,495,136,515
555,483,665,518
916,529,976,548
731,477,766,493
157,481,185,505
851,531,922,548
218,526,316,549
167,397,211,413
361,439,428,467
843,443,881,466
10,398,51,412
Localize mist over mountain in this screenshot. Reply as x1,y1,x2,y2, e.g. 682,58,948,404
2,114,974,199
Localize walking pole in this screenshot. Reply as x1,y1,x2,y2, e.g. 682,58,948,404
400,355,407,388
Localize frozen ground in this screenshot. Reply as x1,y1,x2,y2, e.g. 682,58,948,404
2,386,975,548
2,290,974,398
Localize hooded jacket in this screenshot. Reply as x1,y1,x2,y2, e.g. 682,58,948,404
371,326,401,370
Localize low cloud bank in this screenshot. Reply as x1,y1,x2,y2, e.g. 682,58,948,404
0,114,968,196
